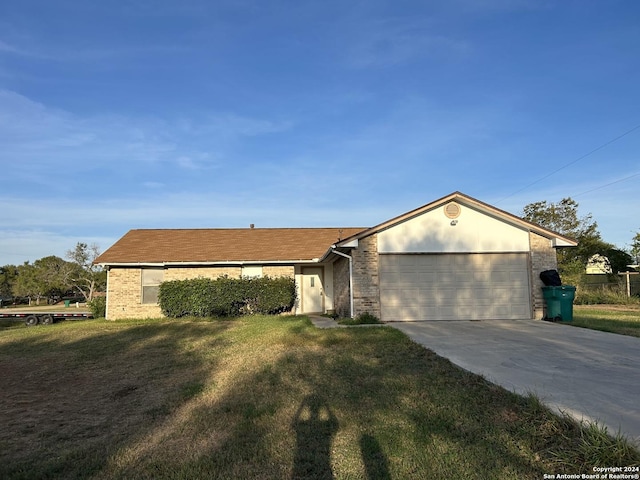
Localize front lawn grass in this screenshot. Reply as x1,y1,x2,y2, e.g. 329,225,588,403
0,315,637,479
572,305,640,337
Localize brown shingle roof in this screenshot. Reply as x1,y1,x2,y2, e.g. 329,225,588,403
95,228,366,264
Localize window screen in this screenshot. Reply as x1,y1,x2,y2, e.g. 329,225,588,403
141,268,164,304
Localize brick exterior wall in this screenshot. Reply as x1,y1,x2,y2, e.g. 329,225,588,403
106,265,295,320
529,232,559,319
331,236,381,319
106,268,163,320
263,266,295,277
332,257,350,317
165,267,241,281
351,234,381,319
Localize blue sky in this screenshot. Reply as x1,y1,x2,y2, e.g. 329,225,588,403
1,0,639,266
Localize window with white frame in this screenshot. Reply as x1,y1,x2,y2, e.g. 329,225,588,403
141,268,164,304
242,265,263,278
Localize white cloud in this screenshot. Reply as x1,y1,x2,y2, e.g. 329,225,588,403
142,181,164,189
176,156,199,170
177,114,293,138
344,18,468,68
0,40,21,54
0,89,293,182
0,32,189,63
445,0,548,13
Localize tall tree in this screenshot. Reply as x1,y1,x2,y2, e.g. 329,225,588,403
0,265,19,303
13,262,43,305
602,247,633,273
522,197,598,239
631,232,640,266
34,256,76,301
66,243,106,301
521,197,629,276
13,257,75,304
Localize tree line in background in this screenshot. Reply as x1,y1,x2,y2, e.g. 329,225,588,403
522,198,640,299
0,243,106,306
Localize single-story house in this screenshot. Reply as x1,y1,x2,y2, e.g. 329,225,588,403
586,254,613,274
95,192,577,321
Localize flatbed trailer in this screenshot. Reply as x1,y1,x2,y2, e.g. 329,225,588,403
0,311,93,326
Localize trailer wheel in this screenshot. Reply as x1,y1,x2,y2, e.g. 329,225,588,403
40,314,54,325
25,315,38,327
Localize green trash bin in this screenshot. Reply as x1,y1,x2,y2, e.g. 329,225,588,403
541,286,576,322
64,300,71,308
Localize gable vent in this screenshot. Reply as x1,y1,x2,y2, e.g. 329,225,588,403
444,202,461,219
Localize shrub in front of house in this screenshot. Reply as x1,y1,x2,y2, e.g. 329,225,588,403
158,276,296,318
243,276,297,315
87,296,107,318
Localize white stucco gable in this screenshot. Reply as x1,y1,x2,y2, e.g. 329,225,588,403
333,192,578,254
378,201,530,253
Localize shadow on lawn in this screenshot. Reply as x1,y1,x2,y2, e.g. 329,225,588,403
291,394,393,480
360,434,391,480
291,394,339,479
130,323,555,479
0,319,234,480
1,317,576,478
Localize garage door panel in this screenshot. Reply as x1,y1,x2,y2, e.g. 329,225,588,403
510,271,529,283
470,296,497,307
511,304,530,316
491,305,510,317
458,307,479,319
488,271,510,283
418,271,439,282
413,272,437,283
380,271,403,283
380,254,531,321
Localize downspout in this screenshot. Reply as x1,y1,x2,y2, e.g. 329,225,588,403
331,248,354,318
105,266,110,320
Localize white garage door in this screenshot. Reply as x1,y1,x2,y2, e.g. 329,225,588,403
379,253,531,321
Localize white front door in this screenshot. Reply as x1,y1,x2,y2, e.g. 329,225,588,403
302,267,324,313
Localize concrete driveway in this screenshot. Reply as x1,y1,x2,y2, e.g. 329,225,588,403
390,319,640,444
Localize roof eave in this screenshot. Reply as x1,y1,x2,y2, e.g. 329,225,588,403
551,238,578,247
97,259,321,267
